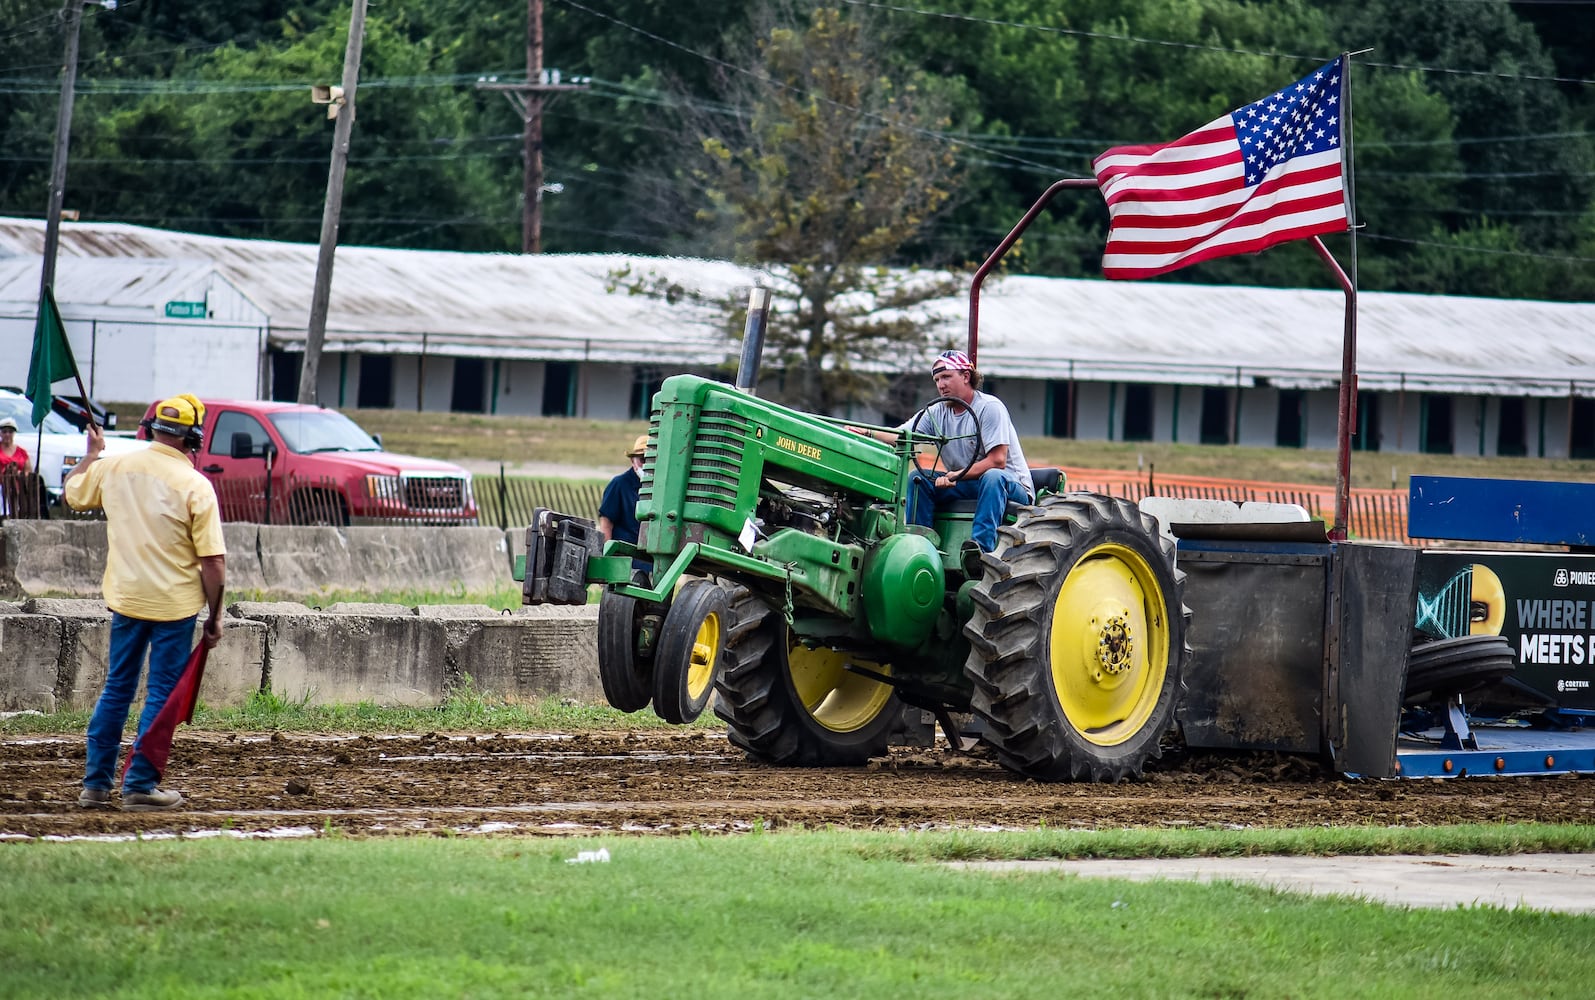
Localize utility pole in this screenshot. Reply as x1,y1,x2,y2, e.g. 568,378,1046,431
38,0,115,307
477,0,586,253
298,0,368,405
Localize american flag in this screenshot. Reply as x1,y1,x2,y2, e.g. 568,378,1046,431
1092,56,1349,280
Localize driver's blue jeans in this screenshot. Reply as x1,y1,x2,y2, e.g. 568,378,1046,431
907,469,1029,552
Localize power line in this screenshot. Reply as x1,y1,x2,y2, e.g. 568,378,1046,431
1362,232,1595,263
551,0,1080,177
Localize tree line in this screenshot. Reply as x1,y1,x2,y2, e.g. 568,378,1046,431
0,0,1590,308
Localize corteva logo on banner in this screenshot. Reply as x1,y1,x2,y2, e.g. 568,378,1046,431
1556,569,1595,587
1559,678,1591,692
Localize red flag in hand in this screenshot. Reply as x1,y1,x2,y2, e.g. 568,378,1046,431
119,643,209,786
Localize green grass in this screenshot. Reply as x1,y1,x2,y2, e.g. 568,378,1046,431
3,829,1593,999
222,581,527,612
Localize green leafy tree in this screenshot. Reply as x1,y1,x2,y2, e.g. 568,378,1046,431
625,5,971,414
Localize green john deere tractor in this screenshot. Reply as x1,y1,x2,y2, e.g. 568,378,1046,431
522,371,1191,782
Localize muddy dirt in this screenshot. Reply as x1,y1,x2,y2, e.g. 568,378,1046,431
3,730,1592,840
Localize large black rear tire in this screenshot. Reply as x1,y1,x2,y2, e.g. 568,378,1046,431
714,589,900,766
965,493,1190,782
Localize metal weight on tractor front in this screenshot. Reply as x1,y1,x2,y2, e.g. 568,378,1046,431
651,579,731,724
965,493,1191,782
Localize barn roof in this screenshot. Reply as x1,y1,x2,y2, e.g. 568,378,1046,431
1,217,1591,395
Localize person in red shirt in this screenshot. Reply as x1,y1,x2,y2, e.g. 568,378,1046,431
0,417,28,474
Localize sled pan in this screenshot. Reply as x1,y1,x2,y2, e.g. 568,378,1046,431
1172,535,1417,778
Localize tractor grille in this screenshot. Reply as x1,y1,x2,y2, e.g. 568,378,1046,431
684,414,749,510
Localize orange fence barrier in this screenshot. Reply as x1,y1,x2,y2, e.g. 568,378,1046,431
1057,467,1418,543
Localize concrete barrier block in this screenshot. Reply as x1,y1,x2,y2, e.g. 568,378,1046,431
199,618,267,708
4,521,108,598
511,603,597,617
247,607,449,706
448,606,601,703
323,602,412,616
0,614,63,711
417,604,502,619
230,600,312,618
18,599,260,711
27,598,116,710
256,525,353,595
221,523,267,593
343,526,513,594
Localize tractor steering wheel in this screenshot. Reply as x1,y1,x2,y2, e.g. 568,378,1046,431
905,397,979,481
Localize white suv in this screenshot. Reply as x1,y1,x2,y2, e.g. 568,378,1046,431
0,389,147,504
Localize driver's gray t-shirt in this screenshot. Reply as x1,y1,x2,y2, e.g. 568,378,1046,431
902,391,1033,498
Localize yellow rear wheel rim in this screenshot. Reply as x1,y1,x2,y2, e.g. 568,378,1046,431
1049,542,1169,747
788,646,893,733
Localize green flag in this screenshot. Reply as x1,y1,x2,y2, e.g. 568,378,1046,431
26,285,79,426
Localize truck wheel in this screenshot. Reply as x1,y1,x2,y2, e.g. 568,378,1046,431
965,493,1190,782
652,579,729,723
714,589,900,766
597,590,653,713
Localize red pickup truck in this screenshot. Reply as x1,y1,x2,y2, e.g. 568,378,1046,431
139,399,477,526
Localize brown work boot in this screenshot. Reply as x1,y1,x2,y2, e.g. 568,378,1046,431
960,539,984,578
121,788,185,812
77,787,112,809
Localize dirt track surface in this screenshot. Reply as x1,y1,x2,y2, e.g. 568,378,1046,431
4,730,1593,840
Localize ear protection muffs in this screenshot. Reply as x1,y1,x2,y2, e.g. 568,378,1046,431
141,394,206,451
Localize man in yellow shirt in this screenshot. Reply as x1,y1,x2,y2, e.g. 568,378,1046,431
65,394,226,812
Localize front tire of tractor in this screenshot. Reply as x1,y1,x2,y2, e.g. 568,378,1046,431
965,493,1190,782
714,589,901,766
652,579,729,724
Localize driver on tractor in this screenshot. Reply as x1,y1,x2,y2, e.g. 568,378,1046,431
851,349,1033,555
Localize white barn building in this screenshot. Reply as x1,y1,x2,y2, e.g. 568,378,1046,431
2,217,1592,458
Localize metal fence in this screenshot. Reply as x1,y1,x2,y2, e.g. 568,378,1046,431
477,471,605,531
0,474,47,519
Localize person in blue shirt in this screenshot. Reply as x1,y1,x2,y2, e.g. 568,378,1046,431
598,434,649,572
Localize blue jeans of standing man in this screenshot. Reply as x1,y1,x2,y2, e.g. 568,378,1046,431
84,612,196,794
907,468,1030,552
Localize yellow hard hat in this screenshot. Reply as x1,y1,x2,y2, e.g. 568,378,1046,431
146,394,206,442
